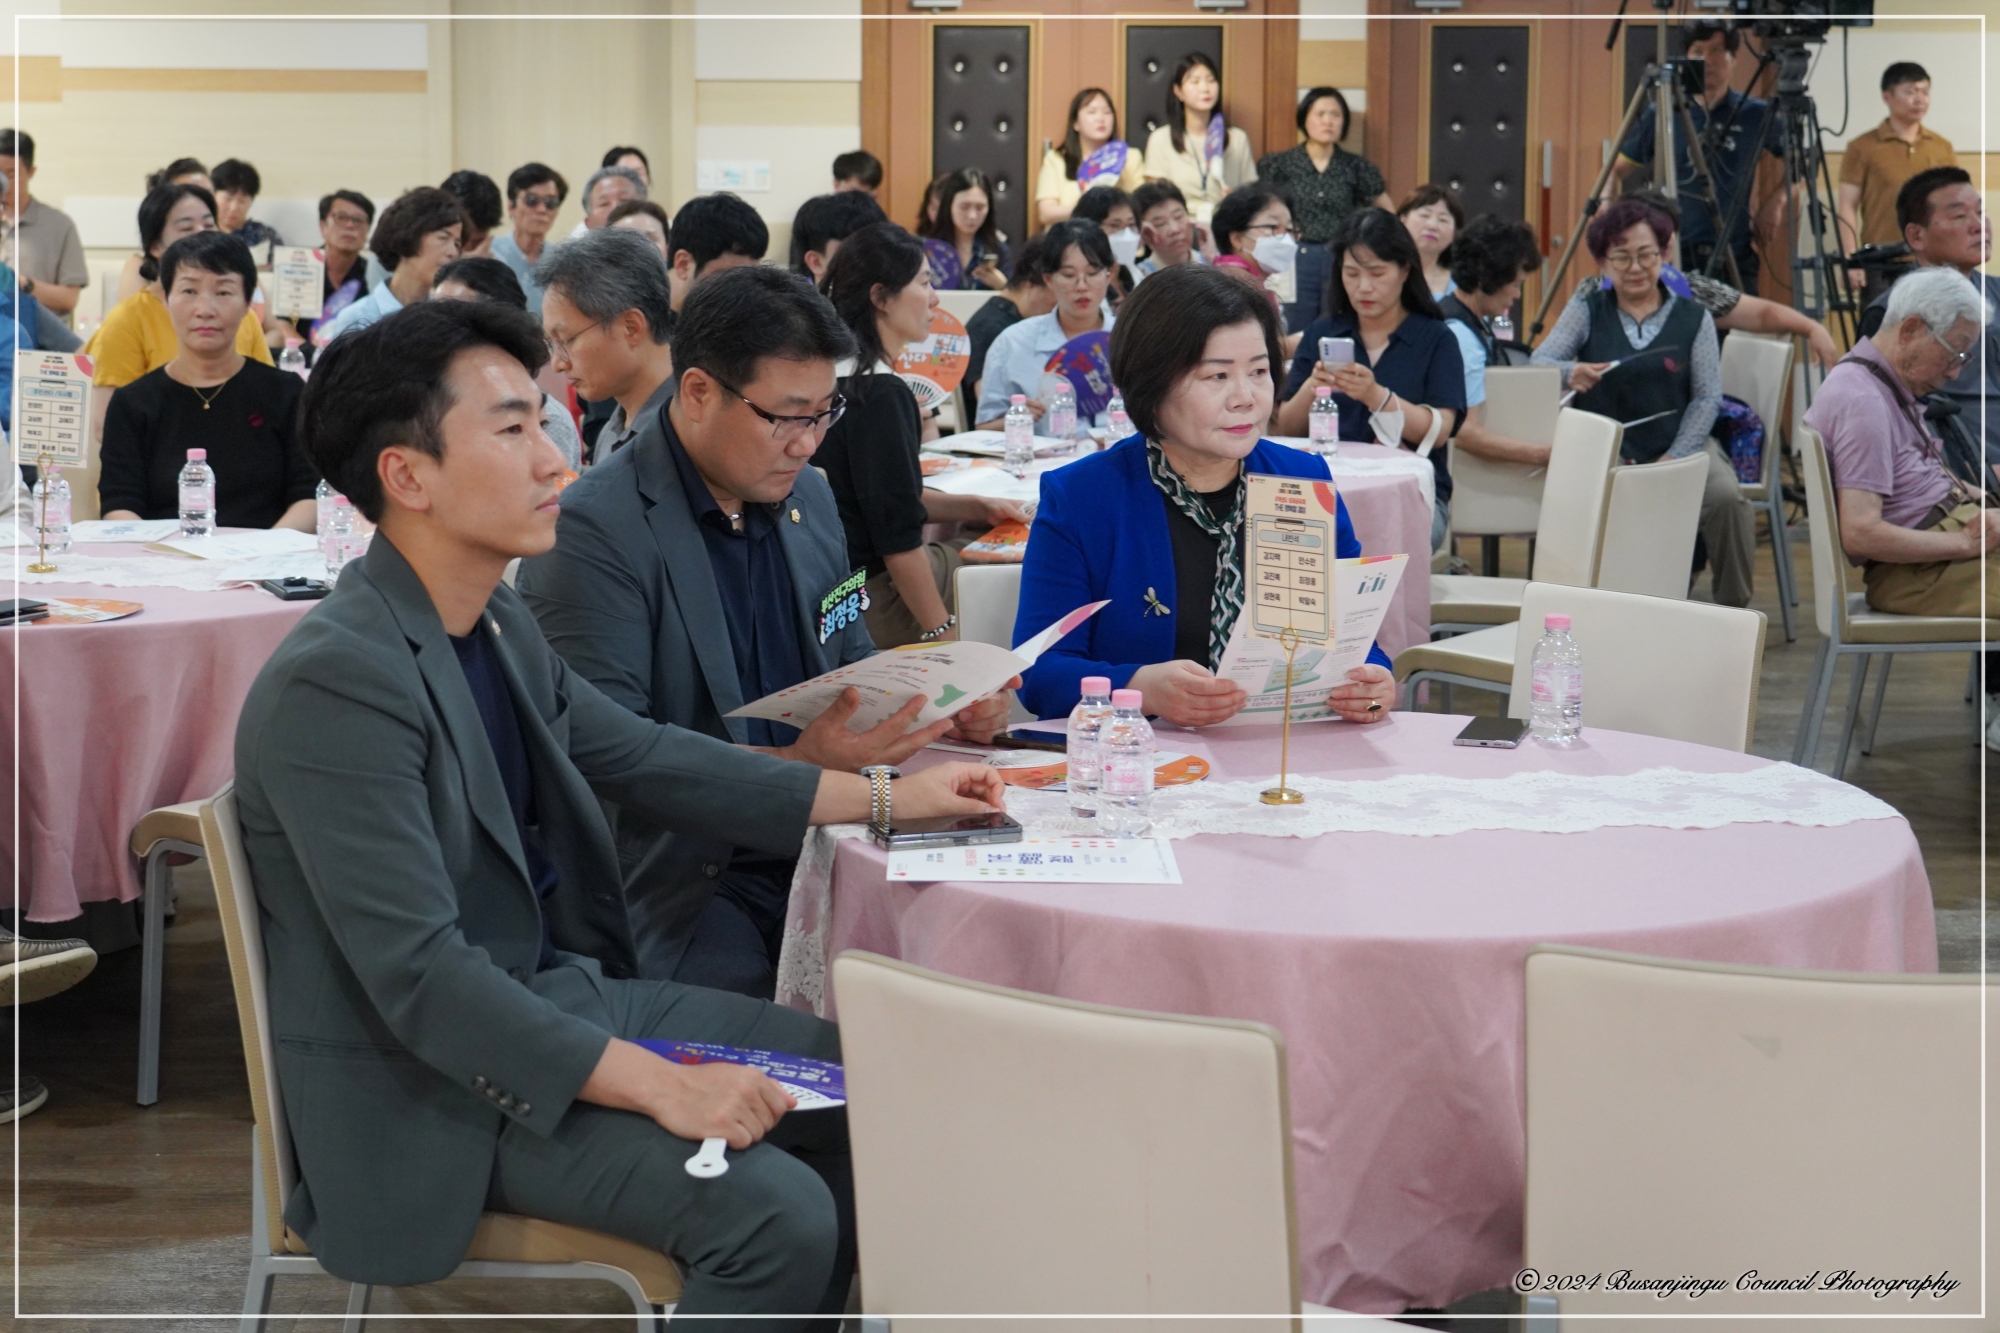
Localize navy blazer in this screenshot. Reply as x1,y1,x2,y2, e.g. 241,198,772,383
1013,435,1392,719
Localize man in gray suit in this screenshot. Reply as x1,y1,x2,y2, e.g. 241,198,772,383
521,264,1012,995
233,299,1002,1318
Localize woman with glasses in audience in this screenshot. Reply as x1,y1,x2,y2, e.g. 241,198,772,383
493,164,566,313
1398,185,1466,303
85,183,275,444
1533,194,1749,606
973,218,1114,433
816,223,1030,647
1256,87,1394,332
429,255,584,472
1277,207,1466,550
98,231,315,532
314,187,465,344
1037,87,1147,227
917,168,1010,291
1013,262,1393,724
1210,183,1301,342
1142,53,1257,225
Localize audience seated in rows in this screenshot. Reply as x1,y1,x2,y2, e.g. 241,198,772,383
99,231,314,532
295,189,374,347
236,294,1002,1313
1035,87,1146,227
1256,86,1393,331
1278,207,1465,549
0,129,88,324
1805,266,1995,622
431,255,583,471
1015,262,1394,724
1398,184,1464,304
519,266,1011,990
974,218,1113,433
578,165,645,236
114,159,210,304
816,223,1030,647
789,190,887,285
964,231,1055,398
666,192,769,324
607,198,671,262
316,186,466,344
1210,182,1298,329
441,169,504,258
534,229,678,461
1534,194,1751,606
1132,180,1211,278
831,148,881,198
1142,53,1254,224
917,167,1010,292
1072,185,1140,305
1436,215,1547,465
210,158,284,253
492,163,566,313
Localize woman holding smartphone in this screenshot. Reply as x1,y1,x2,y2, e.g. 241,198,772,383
1276,207,1465,549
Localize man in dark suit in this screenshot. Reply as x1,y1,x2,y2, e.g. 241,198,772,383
520,265,1013,995
232,299,1002,1318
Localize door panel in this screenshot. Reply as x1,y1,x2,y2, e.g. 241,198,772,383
933,25,1032,249
1428,25,1531,225
1124,24,1223,148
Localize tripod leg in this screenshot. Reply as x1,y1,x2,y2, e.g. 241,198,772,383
1532,77,1654,336
1674,95,1744,289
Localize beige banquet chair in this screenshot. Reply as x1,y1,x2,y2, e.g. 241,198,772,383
833,951,1406,1333
1429,407,1621,634
128,800,207,1106
953,562,1033,724
1523,945,1982,1333
1590,451,1707,600
200,786,683,1333
1448,365,1562,576
1791,426,1995,777
931,288,997,328
1720,331,1799,639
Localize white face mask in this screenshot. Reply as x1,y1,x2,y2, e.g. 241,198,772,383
1252,233,1299,274
1107,227,1141,269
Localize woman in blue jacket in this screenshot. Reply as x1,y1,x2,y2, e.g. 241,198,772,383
1014,263,1395,725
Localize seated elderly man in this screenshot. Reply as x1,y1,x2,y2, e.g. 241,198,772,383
1804,265,1996,621
519,265,1015,996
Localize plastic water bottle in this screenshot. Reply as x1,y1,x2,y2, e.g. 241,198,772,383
1066,676,1116,818
1529,613,1584,747
177,449,215,538
1003,394,1036,478
1309,385,1339,450
1490,310,1516,344
32,463,70,554
1106,392,1131,441
1046,379,1078,443
315,478,338,542
1096,688,1156,836
278,337,308,380
324,496,361,575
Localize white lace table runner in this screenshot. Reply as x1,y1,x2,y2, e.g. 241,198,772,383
9,550,328,591
773,764,1900,1015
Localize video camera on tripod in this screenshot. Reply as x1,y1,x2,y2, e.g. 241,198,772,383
1726,0,1874,42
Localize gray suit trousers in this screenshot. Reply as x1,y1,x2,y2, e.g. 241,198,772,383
488,960,851,1330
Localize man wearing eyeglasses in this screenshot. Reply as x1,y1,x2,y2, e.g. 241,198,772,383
493,163,567,314
519,263,1014,995
535,228,677,462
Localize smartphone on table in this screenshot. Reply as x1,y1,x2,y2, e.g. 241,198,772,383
1453,716,1529,749
868,810,1025,849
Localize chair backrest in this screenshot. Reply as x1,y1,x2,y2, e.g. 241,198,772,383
1790,354,1824,454
1506,582,1765,750
954,562,1023,649
1525,946,1981,1329
1450,366,1561,537
1795,426,1851,642
1719,331,1794,489
1527,407,1622,587
833,952,1299,1326
201,785,298,1260
932,289,994,328
1593,453,1707,600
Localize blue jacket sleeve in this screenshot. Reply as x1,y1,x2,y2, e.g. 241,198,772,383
1014,470,1137,720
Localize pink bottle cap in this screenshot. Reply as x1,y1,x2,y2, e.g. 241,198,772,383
334,495,355,508
1081,676,1112,695
284,336,303,348
1111,688,1143,709
1314,385,1333,397
186,448,207,461
1010,394,1027,405
1545,613,1571,631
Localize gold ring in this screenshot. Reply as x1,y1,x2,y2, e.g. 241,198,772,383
1367,701,1383,713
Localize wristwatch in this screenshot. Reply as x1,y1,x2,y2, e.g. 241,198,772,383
858,764,900,830
19,276,33,297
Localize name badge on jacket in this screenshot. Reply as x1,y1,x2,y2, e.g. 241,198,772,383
818,569,871,643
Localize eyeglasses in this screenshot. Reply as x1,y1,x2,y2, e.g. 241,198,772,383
1928,327,1973,368
1243,222,1301,240
517,192,561,212
1049,266,1109,287
326,211,370,228
712,375,847,441
544,318,609,364
1604,248,1663,271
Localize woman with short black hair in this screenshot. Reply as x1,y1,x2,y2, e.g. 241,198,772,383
916,168,1010,291
315,186,465,343
1397,184,1466,302
1255,86,1393,331
817,222,1028,646
1014,262,1393,724
99,231,315,531
974,218,1115,432
1278,207,1466,549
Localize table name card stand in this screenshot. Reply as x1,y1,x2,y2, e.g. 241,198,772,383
26,449,57,574
1260,626,1305,806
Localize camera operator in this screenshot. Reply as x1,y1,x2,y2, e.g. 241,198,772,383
1857,167,1996,482
1837,63,1956,258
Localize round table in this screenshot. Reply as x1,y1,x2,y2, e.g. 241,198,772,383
2,546,314,923
810,713,1935,1312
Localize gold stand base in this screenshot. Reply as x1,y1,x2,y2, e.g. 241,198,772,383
1260,787,1304,805
24,561,55,574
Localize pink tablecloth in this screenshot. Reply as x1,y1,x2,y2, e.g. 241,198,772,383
2,556,312,921
815,713,1935,1312
1322,442,1432,658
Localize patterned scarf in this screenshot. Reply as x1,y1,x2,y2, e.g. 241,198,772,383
1146,439,1244,668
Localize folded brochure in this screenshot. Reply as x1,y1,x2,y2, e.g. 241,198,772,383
729,601,1107,731
634,1040,845,1111
1211,553,1406,725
